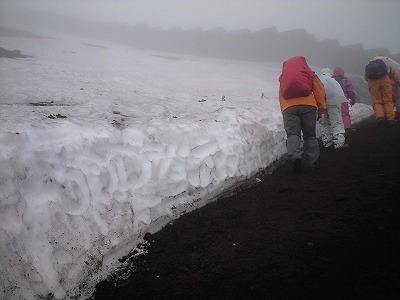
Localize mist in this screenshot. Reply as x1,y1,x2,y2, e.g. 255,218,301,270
1,0,399,54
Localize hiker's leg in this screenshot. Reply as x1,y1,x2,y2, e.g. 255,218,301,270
300,106,319,167
370,84,384,120
330,104,346,148
341,102,352,129
319,107,333,148
283,106,303,161
381,82,395,121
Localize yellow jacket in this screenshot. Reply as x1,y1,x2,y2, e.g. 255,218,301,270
279,76,326,115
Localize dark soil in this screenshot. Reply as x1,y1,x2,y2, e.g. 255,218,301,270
93,116,400,299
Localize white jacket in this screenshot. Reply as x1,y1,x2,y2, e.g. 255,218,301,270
319,68,347,105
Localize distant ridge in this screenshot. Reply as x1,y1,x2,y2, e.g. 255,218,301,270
1,18,399,75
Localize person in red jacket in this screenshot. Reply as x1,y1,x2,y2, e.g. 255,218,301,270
278,56,326,173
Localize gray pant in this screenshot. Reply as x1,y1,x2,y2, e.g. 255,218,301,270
282,105,319,167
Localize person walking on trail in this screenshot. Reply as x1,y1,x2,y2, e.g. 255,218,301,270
372,54,400,120
364,55,396,126
319,68,348,150
332,66,356,132
278,56,326,173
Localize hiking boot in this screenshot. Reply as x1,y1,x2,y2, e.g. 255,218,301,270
323,144,334,151
376,117,385,128
335,143,350,150
293,158,302,174
345,128,357,134
303,162,319,173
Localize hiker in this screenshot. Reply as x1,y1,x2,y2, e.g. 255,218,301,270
332,66,356,131
319,68,348,149
372,54,400,120
278,56,326,173
364,56,396,126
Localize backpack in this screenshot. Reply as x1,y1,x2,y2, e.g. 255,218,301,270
365,59,388,79
334,76,347,93
279,56,315,99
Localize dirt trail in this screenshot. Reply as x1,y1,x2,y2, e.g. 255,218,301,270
93,116,400,299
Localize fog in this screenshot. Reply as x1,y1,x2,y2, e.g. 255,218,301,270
1,0,399,54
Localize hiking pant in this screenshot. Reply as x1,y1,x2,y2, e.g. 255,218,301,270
319,103,346,149
283,105,319,167
369,82,395,121
341,102,352,129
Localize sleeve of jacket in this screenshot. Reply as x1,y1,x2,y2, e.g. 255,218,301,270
312,76,326,114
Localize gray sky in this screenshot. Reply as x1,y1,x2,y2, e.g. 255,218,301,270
1,0,399,53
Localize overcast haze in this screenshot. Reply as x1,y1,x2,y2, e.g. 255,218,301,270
1,0,399,53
